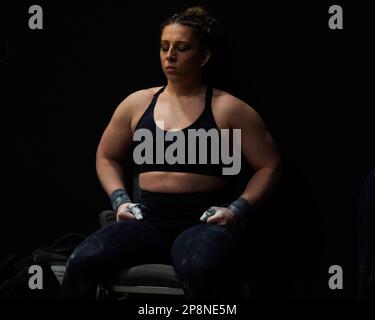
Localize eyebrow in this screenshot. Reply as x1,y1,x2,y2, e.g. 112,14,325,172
160,40,191,45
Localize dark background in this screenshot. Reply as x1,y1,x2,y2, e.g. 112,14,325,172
1,1,374,299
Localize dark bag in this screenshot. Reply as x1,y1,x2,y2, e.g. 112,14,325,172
0,233,86,300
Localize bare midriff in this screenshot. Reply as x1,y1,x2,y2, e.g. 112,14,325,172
139,172,227,193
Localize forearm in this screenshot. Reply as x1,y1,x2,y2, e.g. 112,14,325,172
240,166,280,207
96,157,128,197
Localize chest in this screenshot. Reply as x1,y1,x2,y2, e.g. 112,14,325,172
153,95,229,131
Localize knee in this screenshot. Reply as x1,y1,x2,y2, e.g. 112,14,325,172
171,224,238,281
65,236,104,274
171,250,209,281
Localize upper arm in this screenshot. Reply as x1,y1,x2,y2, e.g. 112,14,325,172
228,100,280,171
96,93,138,161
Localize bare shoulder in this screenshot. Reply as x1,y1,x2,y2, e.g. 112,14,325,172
212,88,259,128
112,86,161,122
116,86,163,113
111,86,163,132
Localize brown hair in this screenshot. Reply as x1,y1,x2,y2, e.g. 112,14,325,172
160,6,217,50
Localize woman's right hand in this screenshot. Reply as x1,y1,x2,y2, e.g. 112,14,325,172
116,202,137,221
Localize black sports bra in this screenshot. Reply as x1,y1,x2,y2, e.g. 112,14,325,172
131,86,230,177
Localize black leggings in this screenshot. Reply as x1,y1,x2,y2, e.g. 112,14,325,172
60,189,246,300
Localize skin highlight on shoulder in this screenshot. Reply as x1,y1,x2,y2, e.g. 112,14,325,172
114,87,163,133
212,89,257,129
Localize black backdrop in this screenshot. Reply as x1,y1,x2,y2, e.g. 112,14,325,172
2,1,374,299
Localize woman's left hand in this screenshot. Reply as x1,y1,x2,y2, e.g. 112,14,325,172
205,206,236,226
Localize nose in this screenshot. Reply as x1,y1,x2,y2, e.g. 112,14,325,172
166,47,176,61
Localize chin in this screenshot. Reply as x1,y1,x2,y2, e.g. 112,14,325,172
164,73,179,78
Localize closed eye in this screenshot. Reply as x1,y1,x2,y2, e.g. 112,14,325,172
177,45,190,52
160,42,191,52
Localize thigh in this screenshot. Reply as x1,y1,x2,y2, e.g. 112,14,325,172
69,220,169,275
171,224,242,274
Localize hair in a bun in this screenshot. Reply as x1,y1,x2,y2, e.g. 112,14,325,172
161,6,217,50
